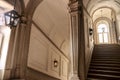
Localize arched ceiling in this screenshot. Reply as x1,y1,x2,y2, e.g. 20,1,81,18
83,0,120,21
96,20,109,27
84,0,120,14
93,8,112,22
24,0,69,8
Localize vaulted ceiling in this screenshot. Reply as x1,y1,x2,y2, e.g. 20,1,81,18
84,0,120,39
83,0,120,14
92,8,112,22
83,0,120,20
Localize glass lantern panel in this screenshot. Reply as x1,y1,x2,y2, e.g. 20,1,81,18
5,15,10,25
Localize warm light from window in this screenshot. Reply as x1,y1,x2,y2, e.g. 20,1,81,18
97,24,109,43
98,24,108,33
119,36,120,40
0,27,11,69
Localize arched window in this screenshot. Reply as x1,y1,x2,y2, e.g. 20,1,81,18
97,23,109,43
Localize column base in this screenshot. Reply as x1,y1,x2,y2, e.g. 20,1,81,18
70,74,80,80
10,79,25,80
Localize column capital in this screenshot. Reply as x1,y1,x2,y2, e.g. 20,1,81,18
68,0,82,13
20,15,27,25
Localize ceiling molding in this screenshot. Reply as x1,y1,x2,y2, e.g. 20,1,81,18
91,7,115,17
93,17,112,27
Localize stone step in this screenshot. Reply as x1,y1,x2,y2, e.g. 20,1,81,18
91,61,120,64
89,69,120,76
90,63,120,67
87,44,120,79
88,73,120,79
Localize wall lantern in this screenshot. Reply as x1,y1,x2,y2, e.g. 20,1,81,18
4,10,20,28
89,28,93,35
53,59,58,68
4,0,20,28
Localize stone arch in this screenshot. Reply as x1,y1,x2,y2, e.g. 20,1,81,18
91,7,116,18
25,0,43,18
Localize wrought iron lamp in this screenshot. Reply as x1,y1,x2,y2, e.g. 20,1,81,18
4,0,20,28
89,28,93,35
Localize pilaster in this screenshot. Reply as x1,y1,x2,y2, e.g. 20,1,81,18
10,15,28,79
69,0,82,80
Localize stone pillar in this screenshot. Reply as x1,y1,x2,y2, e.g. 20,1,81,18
10,15,30,79
112,21,117,43
3,14,29,80
69,0,82,80
3,27,18,80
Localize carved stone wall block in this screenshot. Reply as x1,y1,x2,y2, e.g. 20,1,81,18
48,47,61,78
27,24,49,73
61,57,69,80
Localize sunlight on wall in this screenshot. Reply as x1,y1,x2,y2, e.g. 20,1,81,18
0,27,11,69
119,36,120,40
0,1,13,79
0,27,11,68
0,27,11,79
0,0,12,70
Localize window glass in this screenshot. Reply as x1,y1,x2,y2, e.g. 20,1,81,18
99,33,103,43
97,24,108,33
97,23,109,43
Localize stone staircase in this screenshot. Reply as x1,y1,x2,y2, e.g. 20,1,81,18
87,44,120,80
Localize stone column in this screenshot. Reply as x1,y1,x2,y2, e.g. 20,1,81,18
3,27,18,80
112,21,117,43
3,14,29,80
10,15,30,79
69,0,82,80
2,17,26,80
12,15,28,79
